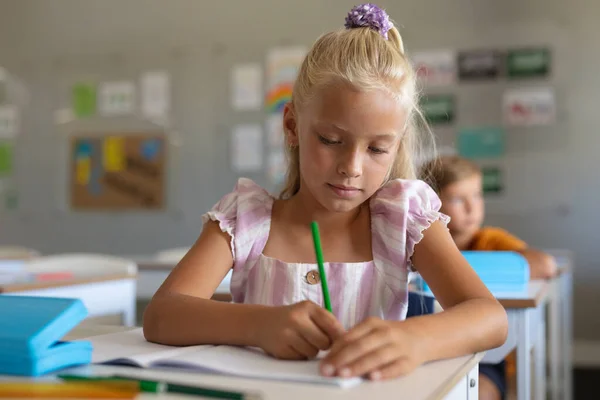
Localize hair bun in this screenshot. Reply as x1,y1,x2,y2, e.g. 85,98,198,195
344,3,393,40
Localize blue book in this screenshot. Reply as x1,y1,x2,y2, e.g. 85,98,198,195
0,296,92,376
416,251,530,296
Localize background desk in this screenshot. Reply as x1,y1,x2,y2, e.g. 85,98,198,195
134,256,232,300
485,281,550,400
60,325,482,400
1,272,137,326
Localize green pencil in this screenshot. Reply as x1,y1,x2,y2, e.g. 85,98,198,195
311,221,332,313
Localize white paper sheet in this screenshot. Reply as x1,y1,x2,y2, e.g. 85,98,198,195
503,87,556,126
99,81,136,116
0,105,18,137
231,124,263,172
231,64,262,111
141,71,170,125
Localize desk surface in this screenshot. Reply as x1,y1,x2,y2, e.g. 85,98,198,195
493,280,550,308
62,325,483,400
0,272,136,293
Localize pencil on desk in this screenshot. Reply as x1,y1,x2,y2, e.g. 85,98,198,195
311,221,332,313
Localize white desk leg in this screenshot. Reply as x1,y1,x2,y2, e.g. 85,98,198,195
534,305,547,400
443,363,478,400
562,270,573,400
516,309,531,400
548,279,561,400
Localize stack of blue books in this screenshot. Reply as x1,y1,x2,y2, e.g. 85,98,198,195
415,251,530,295
0,296,93,376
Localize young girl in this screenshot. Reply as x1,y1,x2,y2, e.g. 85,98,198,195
144,3,507,381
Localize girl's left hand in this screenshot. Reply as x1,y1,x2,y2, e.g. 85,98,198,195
320,317,425,381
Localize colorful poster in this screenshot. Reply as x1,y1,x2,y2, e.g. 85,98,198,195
0,106,18,138
231,64,263,111
458,50,503,80
420,94,455,124
507,48,551,78
265,47,306,113
503,87,556,126
266,113,285,149
70,134,166,210
412,50,457,86
268,150,286,186
231,124,263,172
482,167,503,194
0,142,12,176
72,82,97,118
140,71,170,125
458,127,505,159
99,81,136,116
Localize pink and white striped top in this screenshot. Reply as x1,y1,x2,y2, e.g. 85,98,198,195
202,178,449,329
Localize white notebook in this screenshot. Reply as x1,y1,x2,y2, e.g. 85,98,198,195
83,328,362,388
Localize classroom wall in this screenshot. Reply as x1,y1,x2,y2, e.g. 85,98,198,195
0,0,598,340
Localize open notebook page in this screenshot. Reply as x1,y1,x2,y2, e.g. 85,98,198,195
83,329,361,388
85,328,212,367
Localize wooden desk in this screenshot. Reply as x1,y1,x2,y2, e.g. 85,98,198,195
1,272,137,326
59,325,482,400
485,280,550,400
133,256,232,300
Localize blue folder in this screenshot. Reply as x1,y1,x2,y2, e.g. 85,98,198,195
0,296,92,376
416,251,530,295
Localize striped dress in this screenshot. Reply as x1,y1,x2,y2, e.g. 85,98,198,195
202,178,449,330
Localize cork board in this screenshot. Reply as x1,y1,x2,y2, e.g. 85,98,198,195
70,133,166,210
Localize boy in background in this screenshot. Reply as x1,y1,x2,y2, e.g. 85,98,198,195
422,155,557,400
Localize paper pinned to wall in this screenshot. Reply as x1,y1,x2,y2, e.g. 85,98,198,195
266,113,284,149
231,64,262,111
412,50,457,86
265,47,306,114
99,81,136,116
503,87,556,126
141,71,170,125
231,124,263,172
0,106,18,138
72,82,97,118
268,150,286,186
0,142,13,176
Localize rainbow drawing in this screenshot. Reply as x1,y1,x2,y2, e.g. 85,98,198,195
265,82,293,113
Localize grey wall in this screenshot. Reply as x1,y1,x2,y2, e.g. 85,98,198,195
0,0,598,339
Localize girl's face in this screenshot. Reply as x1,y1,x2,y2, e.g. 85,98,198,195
284,83,406,213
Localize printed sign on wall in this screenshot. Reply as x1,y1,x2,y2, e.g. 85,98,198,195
503,87,556,126
458,50,503,80
507,48,551,78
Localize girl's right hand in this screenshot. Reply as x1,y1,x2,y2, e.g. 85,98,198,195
255,300,345,360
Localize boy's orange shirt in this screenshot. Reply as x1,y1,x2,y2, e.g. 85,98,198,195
468,227,528,252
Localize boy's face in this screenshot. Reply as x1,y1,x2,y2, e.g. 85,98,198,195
284,83,404,213
439,173,485,238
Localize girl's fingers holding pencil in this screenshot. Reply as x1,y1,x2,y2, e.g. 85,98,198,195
310,307,346,343
290,332,320,359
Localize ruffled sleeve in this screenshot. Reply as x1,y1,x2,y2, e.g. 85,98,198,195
201,178,273,269
371,179,450,275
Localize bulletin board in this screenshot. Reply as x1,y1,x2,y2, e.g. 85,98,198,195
70,133,166,210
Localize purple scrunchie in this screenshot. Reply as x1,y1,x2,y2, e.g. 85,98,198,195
344,3,393,40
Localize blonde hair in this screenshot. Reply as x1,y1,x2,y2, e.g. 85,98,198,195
279,18,435,199
421,155,482,194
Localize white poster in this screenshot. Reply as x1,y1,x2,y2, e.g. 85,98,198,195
503,87,556,126
268,150,286,185
0,105,18,138
231,64,262,111
231,124,263,172
266,113,284,149
412,50,457,86
99,81,136,116
141,71,170,125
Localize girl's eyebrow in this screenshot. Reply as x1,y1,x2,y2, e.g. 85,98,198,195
316,121,397,140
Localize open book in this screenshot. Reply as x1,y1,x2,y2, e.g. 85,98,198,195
83,328,361,388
